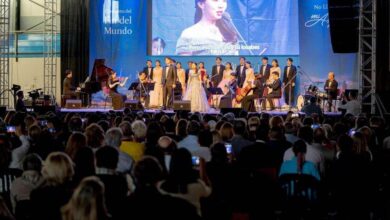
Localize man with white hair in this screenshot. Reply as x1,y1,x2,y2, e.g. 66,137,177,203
105,127,134,173
119,121,146,162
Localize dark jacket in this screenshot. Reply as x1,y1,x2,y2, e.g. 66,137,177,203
235,65,247,87
211,65,225,87
162,65,177,86
283,65,297,86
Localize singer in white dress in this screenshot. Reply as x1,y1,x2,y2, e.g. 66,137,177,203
176,0,238,55
149,60,163,108
183,63,210,113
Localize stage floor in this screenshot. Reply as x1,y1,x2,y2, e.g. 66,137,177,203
60,107,342,117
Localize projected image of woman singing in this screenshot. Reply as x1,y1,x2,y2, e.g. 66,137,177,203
175,0,238,56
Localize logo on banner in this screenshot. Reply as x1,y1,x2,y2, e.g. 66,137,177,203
103,0,133,35
305,4,329,28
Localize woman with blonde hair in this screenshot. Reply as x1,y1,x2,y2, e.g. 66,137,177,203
62,177,110,220
30,152,74,220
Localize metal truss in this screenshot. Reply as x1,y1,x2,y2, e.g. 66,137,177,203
358,0,386,115
43,0,57,99
0,0,10,107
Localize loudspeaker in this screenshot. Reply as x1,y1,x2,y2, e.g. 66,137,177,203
65,99,82,109
124,100,144,111
220,108,242,117
173,101,191,111
328,0,359,53
219,96,233,108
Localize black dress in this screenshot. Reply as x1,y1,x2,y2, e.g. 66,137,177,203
108,78,126,110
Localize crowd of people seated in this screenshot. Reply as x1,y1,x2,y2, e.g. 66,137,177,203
0,109,390,220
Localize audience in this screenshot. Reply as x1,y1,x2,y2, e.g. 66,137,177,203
29,152,74,220
1,109,390,220
104,128,134,174
61,177,110,220
279,140,321,180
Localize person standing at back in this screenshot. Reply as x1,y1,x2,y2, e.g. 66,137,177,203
211,57,225,88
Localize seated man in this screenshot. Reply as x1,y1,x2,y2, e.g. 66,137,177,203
241,76,263,112
262,71,282,110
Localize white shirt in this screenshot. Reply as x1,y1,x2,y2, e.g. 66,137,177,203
338,100,361,116
262,65,266,74
148,67,152,75
165,66,170,78
287,66,291,77
283,142,325,173
240,65,245,75
9,135,30,169
178,135,211,162
217,65,220,74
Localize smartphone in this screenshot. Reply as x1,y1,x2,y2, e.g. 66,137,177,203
81,118,86,123
48,128,56,133
39,120,47,127
6,126,15,133
349,129,356,137
291,113,299,118
192,156,200,166
311,124,320,129
225,143,232,154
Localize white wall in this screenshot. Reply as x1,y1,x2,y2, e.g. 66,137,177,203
10,58,62,107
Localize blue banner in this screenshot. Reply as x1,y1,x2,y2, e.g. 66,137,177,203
298,0,358,93
89,0,147,84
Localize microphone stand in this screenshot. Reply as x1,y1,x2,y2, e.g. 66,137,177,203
281,73,298,111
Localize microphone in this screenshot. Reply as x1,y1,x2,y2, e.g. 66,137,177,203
222,12,254,55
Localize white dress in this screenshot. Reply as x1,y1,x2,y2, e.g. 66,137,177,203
183,70,210,112
243,68,255,96
149,67,163,107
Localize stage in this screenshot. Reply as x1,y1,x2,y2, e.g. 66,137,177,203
59,106,342,117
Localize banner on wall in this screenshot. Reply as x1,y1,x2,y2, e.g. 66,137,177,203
89,0,147,86
298,0,357,92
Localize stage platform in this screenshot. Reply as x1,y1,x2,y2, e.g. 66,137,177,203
59,107,342,117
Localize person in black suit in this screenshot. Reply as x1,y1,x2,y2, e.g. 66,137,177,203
143,60,154,80
185,61,193,84
162,57,177,109
262,71,282,110
211,57,225,87
15,90,26,112
259,57,272,81
282,58,297,106
235,57,247,87
324,72,338,112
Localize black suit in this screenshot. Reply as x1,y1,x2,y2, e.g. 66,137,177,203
282,65,297,105
143,67,154,80
162,65,178,108
235,65,247,87
262,79,282,109
259,64,272,83
324,79,338,111
211,65,225,87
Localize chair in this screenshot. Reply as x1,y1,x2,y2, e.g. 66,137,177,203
0,169,22,210
279,174,321,218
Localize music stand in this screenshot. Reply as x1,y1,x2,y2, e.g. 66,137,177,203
208,87,224,108
208,87,223,95
128,82,139,91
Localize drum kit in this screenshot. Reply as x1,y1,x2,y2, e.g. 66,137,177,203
296,82,329,111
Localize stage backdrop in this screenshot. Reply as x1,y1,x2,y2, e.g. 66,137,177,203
89,0,358,100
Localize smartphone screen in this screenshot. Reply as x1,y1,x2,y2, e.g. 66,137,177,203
39,120,48,127
225,143,232,154
6,126,15,133
192,156,200,166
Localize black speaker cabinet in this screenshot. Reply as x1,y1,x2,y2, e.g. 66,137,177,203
173,101,191,111
65,99,82,109
124,100,144,111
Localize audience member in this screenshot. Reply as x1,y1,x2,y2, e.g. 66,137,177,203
105,128,134,173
